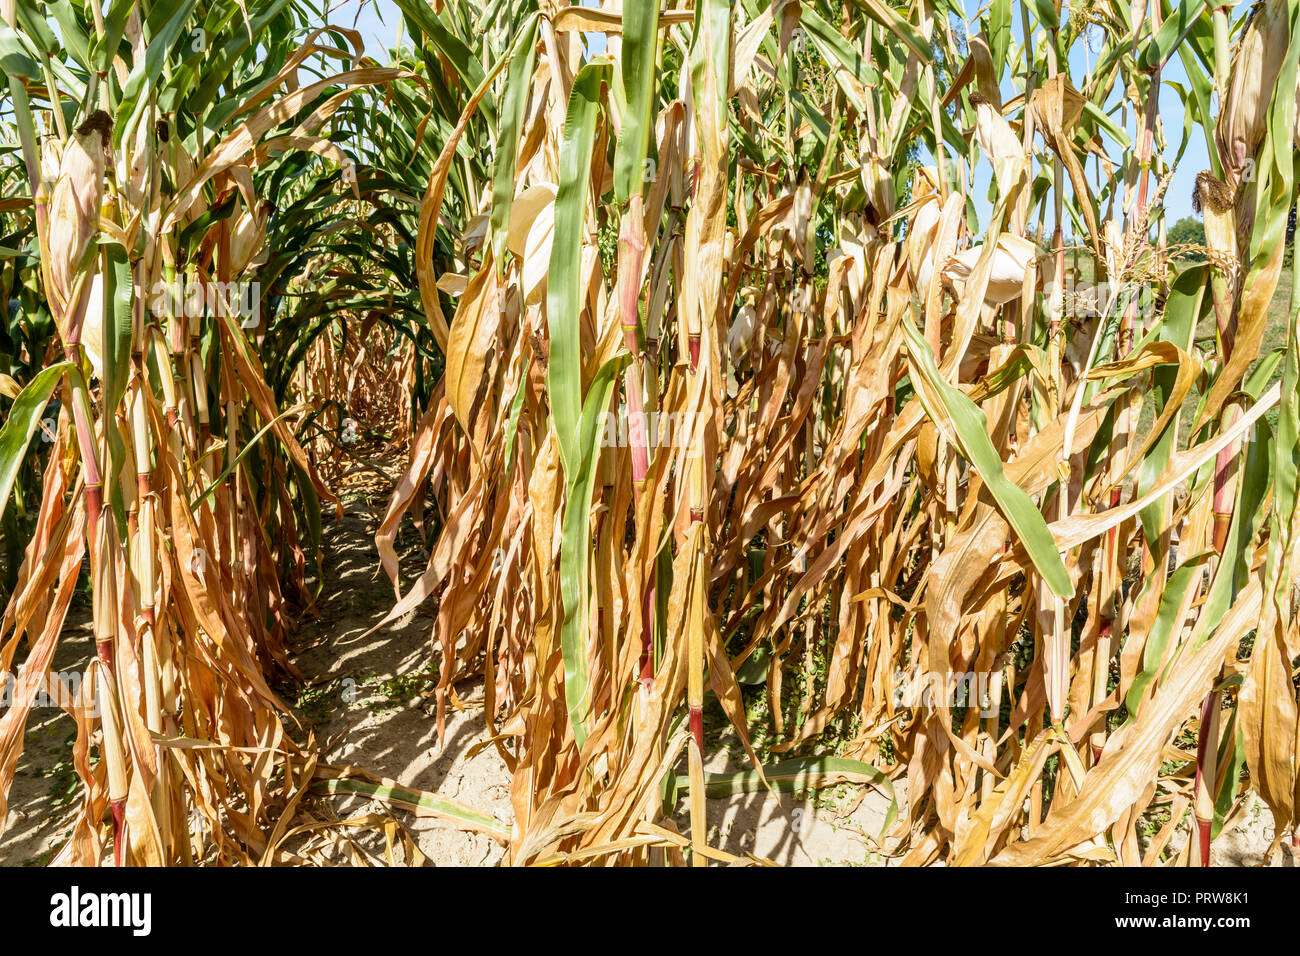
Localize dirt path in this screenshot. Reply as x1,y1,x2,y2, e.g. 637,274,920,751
0,610,91,866
290,495,901,865
282,493,512,865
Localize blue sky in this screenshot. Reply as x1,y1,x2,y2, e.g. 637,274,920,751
324,0,398,56
328,0,607,57
327,0,1209,227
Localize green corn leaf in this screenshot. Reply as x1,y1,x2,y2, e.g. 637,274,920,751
547,61,609,475
559,356,626,749
490,14,539,268
1139,0,1211,73
670,756,898,834
0,362,72,528
1124,552,1213,719
309,777,511,842
614,0,659,204
902,317,1072,597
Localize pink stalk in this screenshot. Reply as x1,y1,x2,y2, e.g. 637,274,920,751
111,800,127,867
1193,691,1220,866
64,360,103,550
1211,436,1239,552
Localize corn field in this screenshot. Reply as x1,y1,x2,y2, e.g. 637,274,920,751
0,0,1298,868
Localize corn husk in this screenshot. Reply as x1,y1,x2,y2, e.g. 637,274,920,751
971,93,1027,196
46,111,109,318
791,170,814,267
727,290,758,365
830,216,871,300
507,183,557,258
228,200,270,275
1194,171,1239,279
462,212,490,256
858,129,896,221
39,136,62,189
512,185,557,306
82,272,104,378
167,135,201,225
1217,0,1289,182
943,233,1040,305
906,166,944,293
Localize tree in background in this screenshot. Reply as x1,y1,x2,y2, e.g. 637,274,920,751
1167,216,1207,259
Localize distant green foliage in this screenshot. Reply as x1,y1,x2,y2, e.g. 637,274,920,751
1166,216,1206,260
